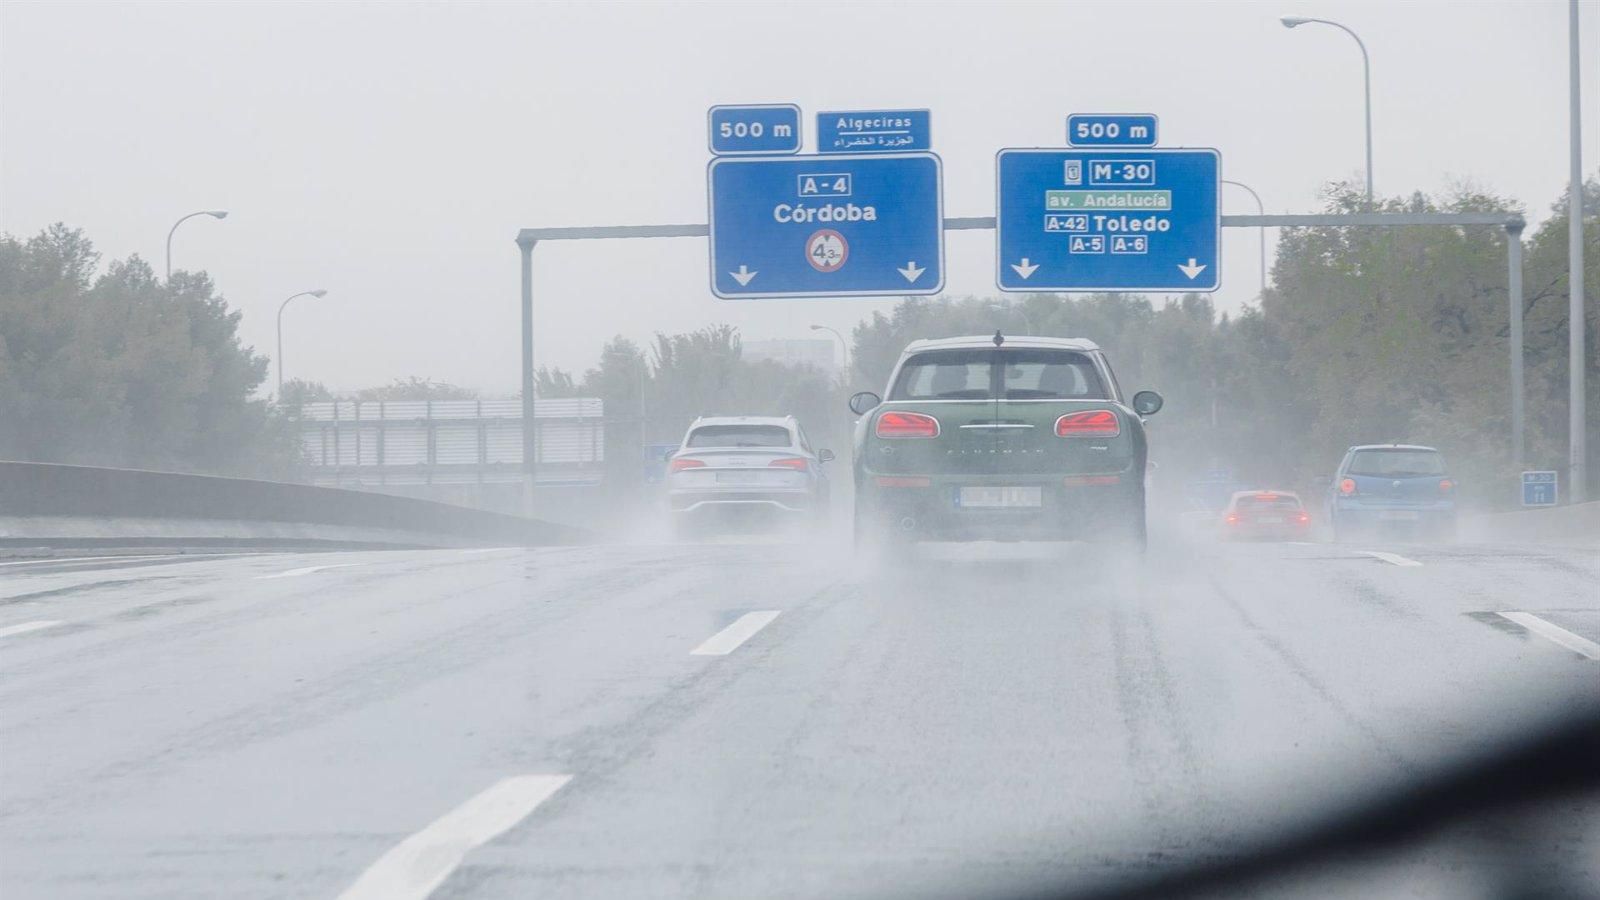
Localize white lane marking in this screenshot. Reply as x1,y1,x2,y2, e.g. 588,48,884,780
1357,550,1423,567
256,563,364,580
0,620,65,639
337,774,571,900
1498,612,1600,660
0,554,187,568
690,610,782,656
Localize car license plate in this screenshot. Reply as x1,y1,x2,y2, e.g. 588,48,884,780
715,471,766,484
1257,516,1284,524
1379,510,1420,521
957,486,1042,508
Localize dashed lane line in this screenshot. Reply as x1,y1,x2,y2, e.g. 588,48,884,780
1498,611,1600,660
337,774,572,900
255,563,365,580
690,610,782,656
1357,550,1423,567
0,620,65,639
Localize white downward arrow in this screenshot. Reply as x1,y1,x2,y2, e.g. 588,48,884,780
730,265,757,286
898,261,925,283
1010,258,1039,279
1177,258,1207,280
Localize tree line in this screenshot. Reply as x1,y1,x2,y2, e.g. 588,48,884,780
3,177,1594,507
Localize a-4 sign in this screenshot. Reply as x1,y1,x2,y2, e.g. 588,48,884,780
995,148,1220,292
707,153,944,299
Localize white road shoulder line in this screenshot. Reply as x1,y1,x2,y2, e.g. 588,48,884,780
1498,611,1600,660
0,620,65,639
691,610,782,656
1357,550,1423,567
338,774,571,900
0,553,185,568
256,563,365,580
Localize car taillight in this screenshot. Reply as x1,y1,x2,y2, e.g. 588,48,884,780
875,411,939,438
1439,479,1454,493
1055,410,1120,437
668,458,705,473
1339,477,1356,495
1225,513,1240,524
769,457,809,470
1296,512,1311,523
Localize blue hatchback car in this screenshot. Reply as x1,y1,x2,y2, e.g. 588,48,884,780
1326,444,1457,540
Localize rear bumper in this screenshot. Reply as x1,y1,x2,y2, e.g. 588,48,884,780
669,488,817,515
1330,502,1456,529
856,473,1139,540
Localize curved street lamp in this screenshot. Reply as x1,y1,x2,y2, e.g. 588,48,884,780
809,324,849,374
277,289,329,397
165,210,229,280
1281,15,1373,201
1222,179,1267,298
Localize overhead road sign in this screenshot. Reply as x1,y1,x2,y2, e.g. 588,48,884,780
996,148,1220,293
708,104,801,156
817,109,931,153
1522,471,1558,507
707,152,944,299
1067,114,1158,147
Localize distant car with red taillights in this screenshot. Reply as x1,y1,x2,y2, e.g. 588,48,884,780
666,416,833,532
1220,490,1311,540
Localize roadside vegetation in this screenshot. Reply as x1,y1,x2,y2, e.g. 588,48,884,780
2,179,1594,507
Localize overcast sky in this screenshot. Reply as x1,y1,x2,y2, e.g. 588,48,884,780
2,0,1596,395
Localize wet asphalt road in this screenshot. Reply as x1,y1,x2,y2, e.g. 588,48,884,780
1,534,1597,899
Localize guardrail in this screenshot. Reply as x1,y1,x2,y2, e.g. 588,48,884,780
0,461,585,548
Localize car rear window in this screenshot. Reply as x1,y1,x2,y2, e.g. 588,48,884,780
890,349,1107,400
1236,495,1302,510
1346,449,1446,477
685,425,792,448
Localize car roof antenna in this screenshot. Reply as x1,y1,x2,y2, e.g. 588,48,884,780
992,330,1005,347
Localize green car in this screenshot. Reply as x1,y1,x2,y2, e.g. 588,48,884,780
849,333,1163,549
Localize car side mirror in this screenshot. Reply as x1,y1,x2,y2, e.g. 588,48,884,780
1131,390,1163,416
849,391,882,415
817,448,836,463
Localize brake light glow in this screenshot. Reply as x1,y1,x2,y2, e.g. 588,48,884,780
1296,512,1311,524
1339,478,1356,495
1225,513,1240,524
668,458,705,473
876,411,939,438
769,457,809,470
1439,479,1454,493
875,475,931,488
1055,410,1120,437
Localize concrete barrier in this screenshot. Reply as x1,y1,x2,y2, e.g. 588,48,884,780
0,461,586,549
1461,500,1600,549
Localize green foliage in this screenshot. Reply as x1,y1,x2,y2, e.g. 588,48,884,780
0,225,300,477
353,376,477,402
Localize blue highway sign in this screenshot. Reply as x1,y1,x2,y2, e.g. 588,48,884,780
996,148,1220,292
816,109,931,153
707,153,944,299
1521,470,1558,507
708,105,801,156
1067,114,1159,147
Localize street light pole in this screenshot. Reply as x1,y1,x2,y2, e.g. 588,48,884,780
809,324,849,375
1223,180,1267,297
165,210,228,280
276,289,329,397
1281,16,1373,202
1566,0,1586,503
